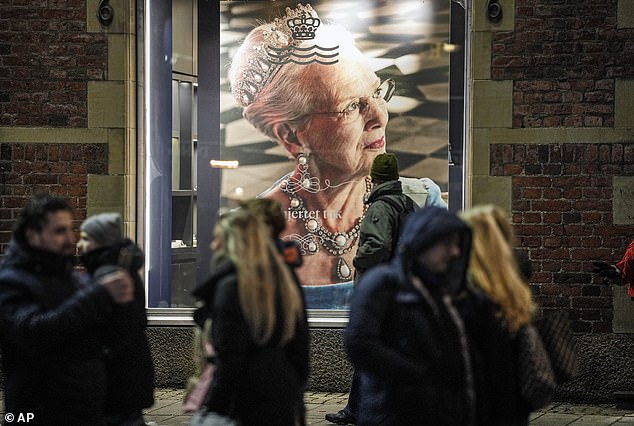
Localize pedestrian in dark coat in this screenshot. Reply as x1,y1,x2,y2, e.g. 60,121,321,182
328,153,416,426
192,207,309,426
345,206,488,426
78,213,155,426
353,153,416,278
0,194,134,426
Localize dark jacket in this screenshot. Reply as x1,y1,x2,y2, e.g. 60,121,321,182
345,206,490,426
80,239,155,416
469,301,530,426
192,259,310,426
353,180,413,277
0,240,115,426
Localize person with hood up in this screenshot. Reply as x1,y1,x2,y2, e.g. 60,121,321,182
78,212,155,426
326,153,418,425
344,206,490,426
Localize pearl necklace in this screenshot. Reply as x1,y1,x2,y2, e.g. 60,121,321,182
281,168,372,282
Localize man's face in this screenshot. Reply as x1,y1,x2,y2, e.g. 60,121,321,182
26,210,76,256
416,233,462,274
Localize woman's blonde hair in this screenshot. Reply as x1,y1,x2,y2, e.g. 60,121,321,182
460,204,535,333
215,207,304,345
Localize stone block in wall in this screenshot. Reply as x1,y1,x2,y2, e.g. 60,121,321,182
472,0,515,32
613,176,634,225
4,328,634,403
88,81,126,129
613,286,634,333
87,0,130,34
470,175,511,213
308,329,353,393
618,0,634,28
472,80,513,128
615,80,634,128
558,333,634,403
144,326,353,393
146,326,196,388
87,174,125,216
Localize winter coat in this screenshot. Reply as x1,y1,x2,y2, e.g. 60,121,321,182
353,180,414,277
80,239,155,416
345,206,492,426
0,240,115,426
467,300,530,426
616,239,634,298
192,260,310,426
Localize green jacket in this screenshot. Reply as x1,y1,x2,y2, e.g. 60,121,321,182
353,180,414,278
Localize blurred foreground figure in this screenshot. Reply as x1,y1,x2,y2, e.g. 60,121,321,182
0,194,133,426
461,205,537,425
327,153,416,425
345,206,490,426
79,212,155,426
192,207,309,426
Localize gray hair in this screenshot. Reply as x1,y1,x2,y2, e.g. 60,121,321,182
228,23,359,143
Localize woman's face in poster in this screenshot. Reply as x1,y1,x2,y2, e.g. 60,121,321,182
297,50,388,181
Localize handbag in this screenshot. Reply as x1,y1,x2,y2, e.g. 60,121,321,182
189,409,238,426
183,362,216,413
517,324,557,411
534,312,578,383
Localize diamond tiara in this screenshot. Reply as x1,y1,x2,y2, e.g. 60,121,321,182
232,3,320,108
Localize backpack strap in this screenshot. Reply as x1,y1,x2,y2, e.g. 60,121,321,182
375,195,416,256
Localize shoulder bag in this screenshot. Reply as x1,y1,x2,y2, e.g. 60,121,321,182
517,324,557,411
534,311,578,384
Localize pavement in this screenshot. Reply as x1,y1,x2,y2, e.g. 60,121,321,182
3,388,634,425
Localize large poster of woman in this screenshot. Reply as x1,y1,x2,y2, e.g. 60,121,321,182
218,0,450,309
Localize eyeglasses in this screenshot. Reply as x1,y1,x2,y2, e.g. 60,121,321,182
312,78,395,121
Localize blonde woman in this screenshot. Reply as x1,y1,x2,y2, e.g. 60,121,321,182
192,207,309,426
460,204,536,425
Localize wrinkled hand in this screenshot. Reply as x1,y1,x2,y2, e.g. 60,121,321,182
99,269,134,304
592,261,621,284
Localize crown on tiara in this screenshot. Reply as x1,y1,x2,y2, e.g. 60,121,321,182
232,4,320,108
287,7,320,40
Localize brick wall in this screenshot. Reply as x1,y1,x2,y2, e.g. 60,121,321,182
491,0,634,128
487,0,634,335
491,142,634,333
0,1,108,127
0,142,108,253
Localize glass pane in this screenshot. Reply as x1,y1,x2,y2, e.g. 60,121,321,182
170,78,198,308
217,1,451,309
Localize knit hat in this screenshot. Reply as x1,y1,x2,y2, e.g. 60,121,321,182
370,153,399,182
80,212,122,247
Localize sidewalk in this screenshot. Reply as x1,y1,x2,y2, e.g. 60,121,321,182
142,389,634,426
3,388,634,425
